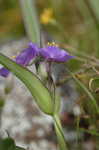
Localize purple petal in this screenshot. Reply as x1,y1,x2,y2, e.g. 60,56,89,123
0,43,39,78
29,42,40,54
0,67,10,77
40,46,74,62
16,43,39,66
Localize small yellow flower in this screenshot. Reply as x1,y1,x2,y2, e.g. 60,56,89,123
40,8,53,24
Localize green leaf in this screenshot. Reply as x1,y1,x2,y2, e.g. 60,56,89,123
90,0,99,20
0,137,15,150
0,137,25,150
79,128,99,137
19,0,40,45
0,53,54,115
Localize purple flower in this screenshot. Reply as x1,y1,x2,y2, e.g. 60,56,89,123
0,67,10,77
0,42,74,78
40,45,74,62
0,43,39,77
16,42,39,66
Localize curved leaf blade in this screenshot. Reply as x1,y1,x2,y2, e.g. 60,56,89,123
0,53,54,115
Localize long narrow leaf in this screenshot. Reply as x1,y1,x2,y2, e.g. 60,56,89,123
19,0,40,45
0,53,53,115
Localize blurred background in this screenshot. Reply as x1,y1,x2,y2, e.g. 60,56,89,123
0,0,99,54
0,0,99,150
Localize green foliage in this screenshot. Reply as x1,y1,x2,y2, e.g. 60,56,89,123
0,53,54,115
20,0,40,45
90,0,99,20
54,115,68,150
0,137,15,150
0,98,5,108
0,137,25,150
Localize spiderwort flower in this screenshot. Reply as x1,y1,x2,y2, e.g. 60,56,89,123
0,67,10,77
0,43,39,77
40,42,74,62
16,42,39,66
0,42,74,77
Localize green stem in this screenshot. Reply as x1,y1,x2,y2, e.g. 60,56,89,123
53,114,68,150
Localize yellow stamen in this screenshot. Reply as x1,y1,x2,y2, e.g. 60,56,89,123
47,42,50,45
52,42,55,45
12,55,16,58
47,42,59,47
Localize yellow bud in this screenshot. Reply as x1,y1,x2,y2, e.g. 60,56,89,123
40,8,53,24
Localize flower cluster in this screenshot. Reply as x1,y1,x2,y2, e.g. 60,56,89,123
0,42,74,77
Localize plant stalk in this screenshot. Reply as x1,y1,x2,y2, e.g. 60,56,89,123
53,114,68,150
